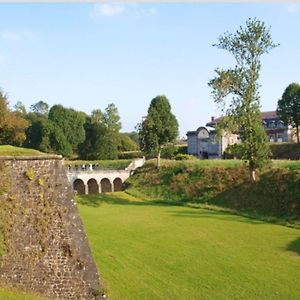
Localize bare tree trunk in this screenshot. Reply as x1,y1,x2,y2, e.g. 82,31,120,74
157,149,161,169
249,159,256,182
297,125,299,143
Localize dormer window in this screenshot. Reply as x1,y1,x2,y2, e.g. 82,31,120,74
277,120,285,128
269,120,276,128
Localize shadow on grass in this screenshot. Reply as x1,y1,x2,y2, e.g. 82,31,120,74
76,192,180,208
169,209,267,225
287,237,300,256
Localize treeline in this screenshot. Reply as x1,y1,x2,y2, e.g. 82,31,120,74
0,91,139,159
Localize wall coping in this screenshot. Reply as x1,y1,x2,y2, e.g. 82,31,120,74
0,154,63,161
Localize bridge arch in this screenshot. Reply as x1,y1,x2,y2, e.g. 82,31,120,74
100,178,112,193
113,177,123,192
87,178,99,194
73,179,85,195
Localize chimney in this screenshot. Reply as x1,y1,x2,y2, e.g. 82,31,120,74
211,116,215,121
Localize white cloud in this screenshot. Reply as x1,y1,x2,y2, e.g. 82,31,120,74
287,4,298,14
0,30,35,43
91,4,125,18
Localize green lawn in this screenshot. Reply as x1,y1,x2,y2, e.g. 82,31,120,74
0,287,45,300
77,192,300,300
0,145,44,156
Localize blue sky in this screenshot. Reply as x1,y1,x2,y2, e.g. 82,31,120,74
0,3,299,137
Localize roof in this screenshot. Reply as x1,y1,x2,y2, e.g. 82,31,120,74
205,111,279,127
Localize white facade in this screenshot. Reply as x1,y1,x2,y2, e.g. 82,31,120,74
187,126,239,159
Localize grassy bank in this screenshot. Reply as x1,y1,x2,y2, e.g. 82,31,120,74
126,159,300,227
77,192,300,300
0,145,44,156
0,287,46,300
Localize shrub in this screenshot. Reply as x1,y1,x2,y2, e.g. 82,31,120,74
118,151,143,159
224,143,243,159
174,154,197,161
270,143,300,160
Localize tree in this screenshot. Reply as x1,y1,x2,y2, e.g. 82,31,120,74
0,91,29,146
118,133,139,152
48,105,86,155
78,104,122,160
138,95,179,168
208,18,278,182
30,101,49,116
14,101,27,116
277,83,300,143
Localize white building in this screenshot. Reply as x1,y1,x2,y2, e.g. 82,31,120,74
186,126,239,159
187,111,297,159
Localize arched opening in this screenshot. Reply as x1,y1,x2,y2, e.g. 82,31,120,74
113,178,123,192
73,179,85,195
101,178,112,193
202,152,209,159
87,178,99,194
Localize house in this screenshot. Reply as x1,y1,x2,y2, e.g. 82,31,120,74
186,126,239,159
187,111,297,159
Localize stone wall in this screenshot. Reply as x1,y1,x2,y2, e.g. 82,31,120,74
0,156,105,299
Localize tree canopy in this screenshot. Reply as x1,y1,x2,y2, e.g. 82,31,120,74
78,104,122,160
208,18,278,181
0,91,29,146
277,82,300,143
138,95,178,168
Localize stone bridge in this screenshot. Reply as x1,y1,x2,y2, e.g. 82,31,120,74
66,157,145,195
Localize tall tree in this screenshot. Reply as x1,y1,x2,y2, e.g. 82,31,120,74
277,82,300,143
78,104,122,160
30,101,49,116
138,95,178,168
48,104,86,155
0,91,29,146
208,18,278,182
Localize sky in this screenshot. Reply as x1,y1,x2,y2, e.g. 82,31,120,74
0,3,299,138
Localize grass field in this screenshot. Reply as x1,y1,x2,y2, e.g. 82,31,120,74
77,192,300,300
0,145,44,156
0,287,45,300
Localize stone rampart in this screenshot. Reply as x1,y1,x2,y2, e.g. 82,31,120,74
0,156,105,299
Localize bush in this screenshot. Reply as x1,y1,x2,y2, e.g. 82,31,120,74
270,142,300,160
174,154,197,161
161,145,177,159
223,143,243,159
118,151,143,159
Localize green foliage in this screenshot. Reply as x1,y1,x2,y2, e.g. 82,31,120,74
78,192,300,300
223,143,243,159
208,18,278,181
270,142,300,160
25,168,36,181
78,104,122,160
118,151,143,159
174,154,197,160
138,95,178,167
0,90,29,146
277,82,300,143
38,177,45,186
48,104,86,150
126,160,300,223
30,101,49,116
118,133,139,152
